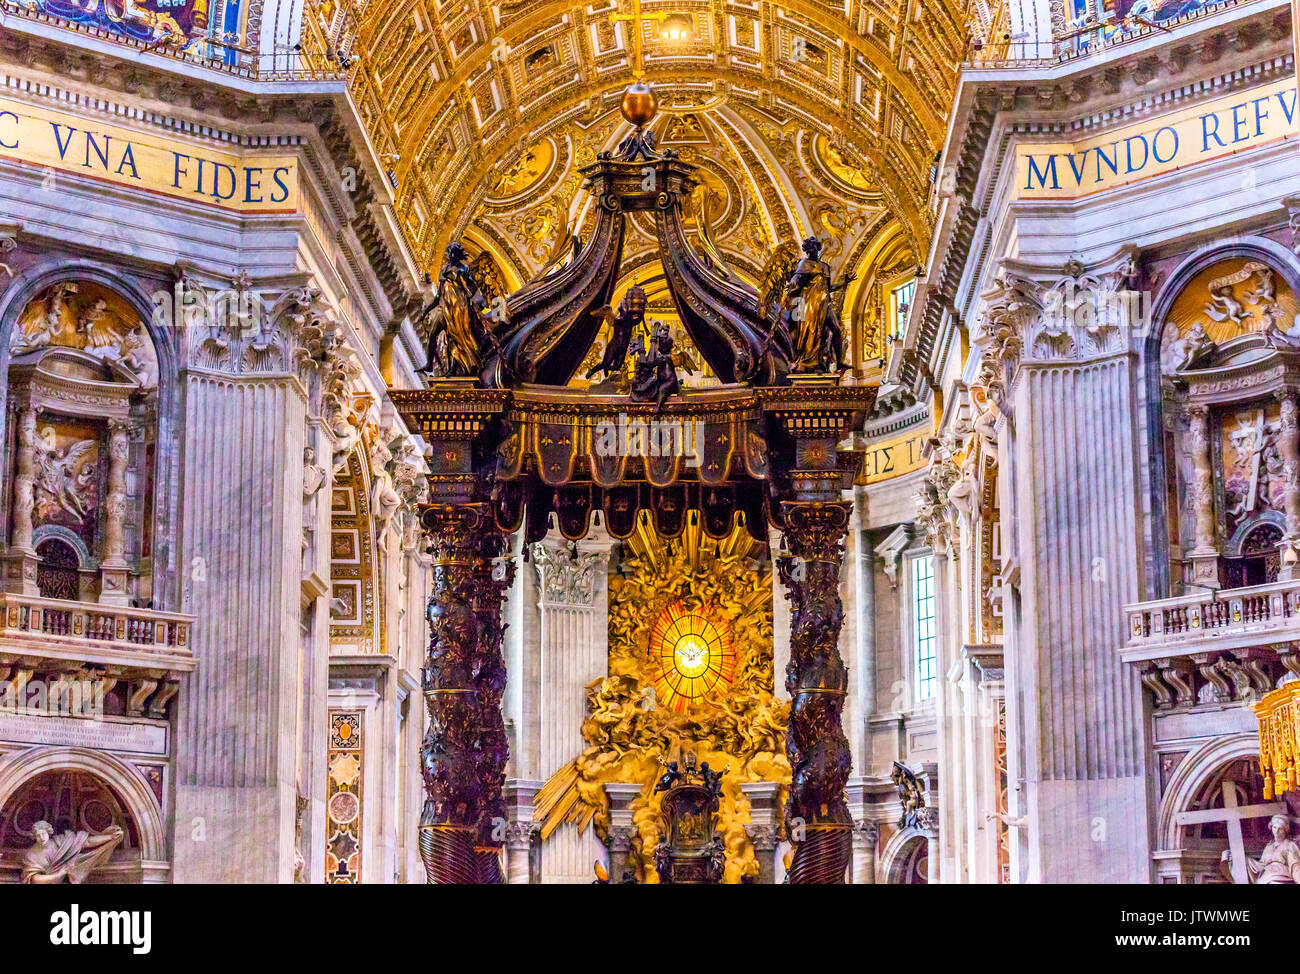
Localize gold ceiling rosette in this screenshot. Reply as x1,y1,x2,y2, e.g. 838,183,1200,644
534,518,789,883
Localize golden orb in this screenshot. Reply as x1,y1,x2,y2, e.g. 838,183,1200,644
620,81,658,127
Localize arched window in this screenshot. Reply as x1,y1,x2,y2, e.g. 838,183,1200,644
35,538,80,602
1222,523,1282,590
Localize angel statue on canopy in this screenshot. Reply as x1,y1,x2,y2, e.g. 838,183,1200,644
777,236,855,374
417,241,506,379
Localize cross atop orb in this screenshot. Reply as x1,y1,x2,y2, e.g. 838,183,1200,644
609,0,674,78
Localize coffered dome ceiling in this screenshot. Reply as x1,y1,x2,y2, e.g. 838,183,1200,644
324,0,997,355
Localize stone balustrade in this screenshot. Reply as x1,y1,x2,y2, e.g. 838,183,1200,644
1121,581,1300,712
0,593,195,672
1124,581,1300,655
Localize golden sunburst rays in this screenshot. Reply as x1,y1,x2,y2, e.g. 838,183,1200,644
535,518,787,873
533,762,594,841
623,510,758,574
609,514,774,713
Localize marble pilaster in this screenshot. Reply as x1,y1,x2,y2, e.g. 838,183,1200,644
172,371,308,883
603,782,642,882
988,257,1152,883
97,419,131,605
172,286,339,883
1276,393,1300,578
741,780,782,884
3,404,38,594
851,820,879,884
503,779,540,884
768,526,792,700
1186,404,1219,588
533,527,612,883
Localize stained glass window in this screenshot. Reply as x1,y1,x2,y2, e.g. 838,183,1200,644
648,601,736,713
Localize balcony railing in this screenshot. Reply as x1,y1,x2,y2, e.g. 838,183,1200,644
1121,579,1300,711
967,0,1259,68
1123,580,1300,656
0,0,347,82
0,593,195,669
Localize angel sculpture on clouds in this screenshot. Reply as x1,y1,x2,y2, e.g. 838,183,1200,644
11,282,77,353
35,428,97,524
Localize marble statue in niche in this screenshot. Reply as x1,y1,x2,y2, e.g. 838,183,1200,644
302,446,327,554
21,820,124,884
31,419,101,546
1223,815,1300,884
303,447,327,500
1222,405,1284,533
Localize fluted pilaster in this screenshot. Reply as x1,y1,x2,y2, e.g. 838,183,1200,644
533,530,611,884
1011,337,1150,882
173,373,307,883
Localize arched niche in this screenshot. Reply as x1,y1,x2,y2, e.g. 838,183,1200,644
0,746,167,883
2,280,163,606
328,449,384,656
0,262,182,612
1142,241,1300,595
879,826,929,884
844,221,915,369
1156,735,1287,883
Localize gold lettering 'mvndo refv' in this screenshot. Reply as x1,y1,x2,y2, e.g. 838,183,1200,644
1017,79,1298,200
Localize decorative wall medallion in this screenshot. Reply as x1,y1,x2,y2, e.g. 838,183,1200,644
484,137,560,207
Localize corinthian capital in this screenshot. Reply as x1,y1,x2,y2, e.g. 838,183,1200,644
976,272,1041,348
979,247,1142,370
915,451,959,553
532,538,606,605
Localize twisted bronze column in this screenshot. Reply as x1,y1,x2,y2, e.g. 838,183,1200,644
778,502,853,884
418,504,489,884
471,529,514,883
